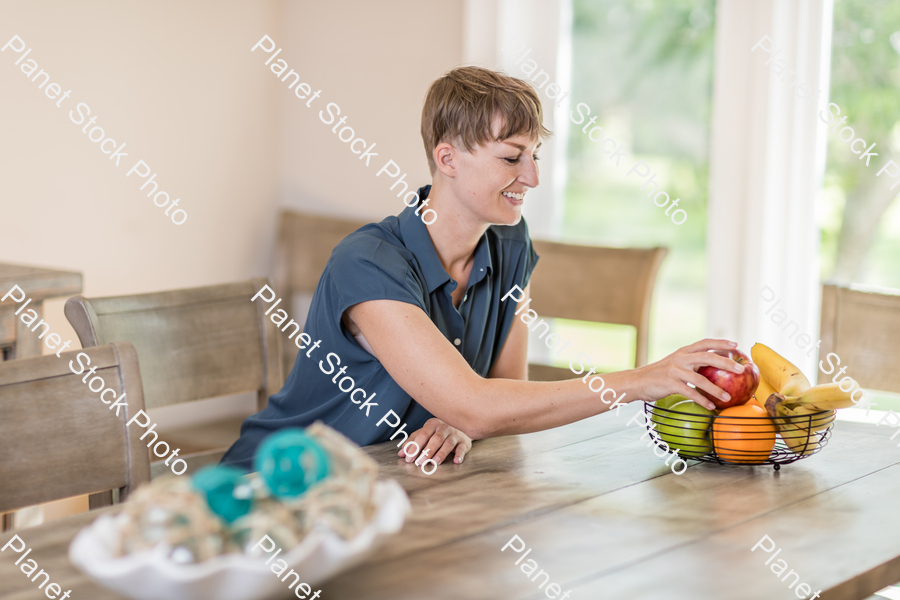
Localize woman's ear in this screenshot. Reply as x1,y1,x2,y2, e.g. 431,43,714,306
434,141,457,178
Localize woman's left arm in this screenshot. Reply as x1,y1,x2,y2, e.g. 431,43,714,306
399,284,530,465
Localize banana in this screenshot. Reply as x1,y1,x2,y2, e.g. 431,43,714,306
778,420,819,455
782,404,836,432
784,382,855,411
764,392,825,455
753,377,778,410
751,343,811,396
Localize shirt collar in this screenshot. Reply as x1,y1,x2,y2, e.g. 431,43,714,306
399,185,493,294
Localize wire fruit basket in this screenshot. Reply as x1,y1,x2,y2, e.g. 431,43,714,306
644,402,834,471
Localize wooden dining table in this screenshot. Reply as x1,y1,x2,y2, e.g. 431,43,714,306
2,403,899,600
0,262,82,363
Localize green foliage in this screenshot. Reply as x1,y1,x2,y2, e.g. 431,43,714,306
562,0,900,356
564,0,716,359
571,0,715,162
820,0,900,286
830,0,900,133
825,0,900,188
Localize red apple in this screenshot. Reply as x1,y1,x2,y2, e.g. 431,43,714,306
698,349,760,409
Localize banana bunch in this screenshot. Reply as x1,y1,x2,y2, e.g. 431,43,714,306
752,343,856,410
763,393,835,455
752,377,778,411
781,382,855,411
764,396,822,455
751,343,810,396
751,343,847,455
779,404,835,432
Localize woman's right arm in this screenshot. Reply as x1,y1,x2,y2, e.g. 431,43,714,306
344,298,742,439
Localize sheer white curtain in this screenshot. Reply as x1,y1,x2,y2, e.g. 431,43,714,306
707,0,834,378
462,0,572,240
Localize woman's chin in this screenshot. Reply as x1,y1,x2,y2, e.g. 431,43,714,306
497,207,523,226
475,205,522,227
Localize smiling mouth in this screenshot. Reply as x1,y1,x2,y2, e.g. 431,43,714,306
502,191,526,201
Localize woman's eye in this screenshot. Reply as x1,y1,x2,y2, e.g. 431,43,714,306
503,154,540,164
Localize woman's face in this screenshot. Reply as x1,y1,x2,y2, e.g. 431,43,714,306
449,118,542,227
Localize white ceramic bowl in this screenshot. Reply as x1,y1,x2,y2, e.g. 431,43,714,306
69,480,410,600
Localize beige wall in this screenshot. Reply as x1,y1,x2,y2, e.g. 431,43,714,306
0,0,283,350
1,0,464,343
0,0,464,524
275,0,464,221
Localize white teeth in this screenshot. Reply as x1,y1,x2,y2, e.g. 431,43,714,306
502,192,525,200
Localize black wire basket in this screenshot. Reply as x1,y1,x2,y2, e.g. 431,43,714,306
644,402,834,471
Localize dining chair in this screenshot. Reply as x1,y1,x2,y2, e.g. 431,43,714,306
819,282,900,393
273,210,368,375
526,241,668,381
0,342,151,531
64,279,284,477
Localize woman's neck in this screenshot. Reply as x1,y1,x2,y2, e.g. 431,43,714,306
423,181,490,275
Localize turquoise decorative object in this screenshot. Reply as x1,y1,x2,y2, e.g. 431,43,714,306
191,466,253,524
255,429,330,498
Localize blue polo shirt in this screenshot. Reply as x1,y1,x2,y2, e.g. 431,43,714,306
221,185,539,470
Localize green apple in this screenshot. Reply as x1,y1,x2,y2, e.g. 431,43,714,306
655,399,716,457
654,394,689,411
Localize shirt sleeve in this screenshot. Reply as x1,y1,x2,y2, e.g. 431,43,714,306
325,232,426,319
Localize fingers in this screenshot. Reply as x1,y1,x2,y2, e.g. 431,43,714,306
397,430,417,457
691,350,745,374
683,371,728,408
430,435,471,465
398,419,443,458
453,443,469,464
677,383,718,410
681,338,737,354
431,436,460,466
399,429,447,463
419,431,449,465
396,419,472,469
398,428,433,460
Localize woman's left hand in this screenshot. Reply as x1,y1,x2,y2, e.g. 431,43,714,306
398,417,473,466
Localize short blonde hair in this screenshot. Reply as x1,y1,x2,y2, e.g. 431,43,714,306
421,66,552,174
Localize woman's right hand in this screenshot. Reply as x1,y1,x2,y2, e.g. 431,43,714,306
633,339,745,410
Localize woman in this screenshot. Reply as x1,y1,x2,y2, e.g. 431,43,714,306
221,66,740,471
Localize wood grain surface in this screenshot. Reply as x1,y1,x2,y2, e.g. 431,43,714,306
0,263,83,305
0,342,150,516
62,279,285,476
64,278,284,411
1,405,899,600
528,241,667,369
0,262,83,363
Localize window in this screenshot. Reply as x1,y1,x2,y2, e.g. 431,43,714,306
821,0,900,419
820,0,900,289
537,0,716,371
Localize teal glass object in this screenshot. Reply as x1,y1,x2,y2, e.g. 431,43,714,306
255,429,330,498
192,465,253,523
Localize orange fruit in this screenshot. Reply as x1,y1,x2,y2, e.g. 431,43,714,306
712,403,776,464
